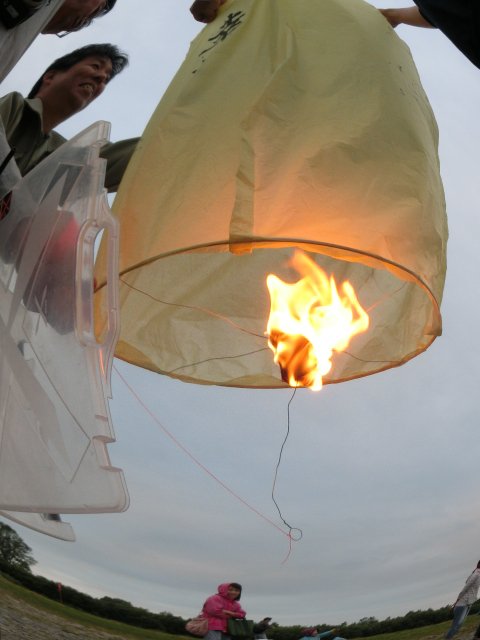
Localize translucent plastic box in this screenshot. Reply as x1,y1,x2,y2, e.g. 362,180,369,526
0,122,128,540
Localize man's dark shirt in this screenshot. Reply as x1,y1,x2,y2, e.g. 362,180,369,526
414,0,480,68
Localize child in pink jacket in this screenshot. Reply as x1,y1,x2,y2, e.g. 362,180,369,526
203,583,246,640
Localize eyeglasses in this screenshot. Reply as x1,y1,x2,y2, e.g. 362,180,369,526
55,0,108,37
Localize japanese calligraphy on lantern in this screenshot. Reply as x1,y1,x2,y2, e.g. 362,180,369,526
193,11,246,73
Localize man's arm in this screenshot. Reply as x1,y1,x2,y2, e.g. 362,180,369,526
379,7,434,28
100,137,139,193
455,571,480,602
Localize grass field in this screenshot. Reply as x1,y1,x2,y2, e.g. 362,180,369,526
0,573,478,640
0,573,184,639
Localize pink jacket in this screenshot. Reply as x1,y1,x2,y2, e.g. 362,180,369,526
202,583,246,632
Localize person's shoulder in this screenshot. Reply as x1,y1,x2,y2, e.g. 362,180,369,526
50,130,66,145
0,91,28,123
205,593,221,601
467,569,480,584
0,92,44,121
0,91,25,107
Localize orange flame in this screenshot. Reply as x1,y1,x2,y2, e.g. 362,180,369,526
266,251,369,390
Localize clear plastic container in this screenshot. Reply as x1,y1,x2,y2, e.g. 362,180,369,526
0,510,75,541
0,121,128,519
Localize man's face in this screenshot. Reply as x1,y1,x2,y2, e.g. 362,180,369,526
42,0,108,34
37,55,113,115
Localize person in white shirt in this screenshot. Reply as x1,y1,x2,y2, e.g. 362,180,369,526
445,560,480,639
0,0,117,82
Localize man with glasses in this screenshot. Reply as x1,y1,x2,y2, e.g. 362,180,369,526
0,0,117,82
41,0,116,35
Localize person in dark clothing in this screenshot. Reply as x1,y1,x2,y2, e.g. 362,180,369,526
253,618,272,639
379,1,480,69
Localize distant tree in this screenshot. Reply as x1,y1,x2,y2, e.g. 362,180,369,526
0,522,36,572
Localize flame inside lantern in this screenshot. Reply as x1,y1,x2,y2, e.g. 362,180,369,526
266,251,370,390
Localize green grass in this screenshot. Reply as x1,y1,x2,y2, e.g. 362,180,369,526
350,616,478,640
0,573,188,639
1,573,479,640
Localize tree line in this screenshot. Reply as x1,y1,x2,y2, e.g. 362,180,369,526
0,522,473,638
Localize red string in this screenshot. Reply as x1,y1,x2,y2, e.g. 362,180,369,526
0,192,12,221
113,364,297,558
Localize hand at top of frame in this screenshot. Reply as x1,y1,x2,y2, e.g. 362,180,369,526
190,0,227,23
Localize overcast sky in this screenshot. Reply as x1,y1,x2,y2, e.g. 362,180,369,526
1,0,480,629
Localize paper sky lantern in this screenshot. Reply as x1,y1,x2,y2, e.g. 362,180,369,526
95,0,447,389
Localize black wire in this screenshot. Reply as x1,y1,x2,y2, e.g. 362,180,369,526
271,386,303,542
168,347,270,375
119,277,266,340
